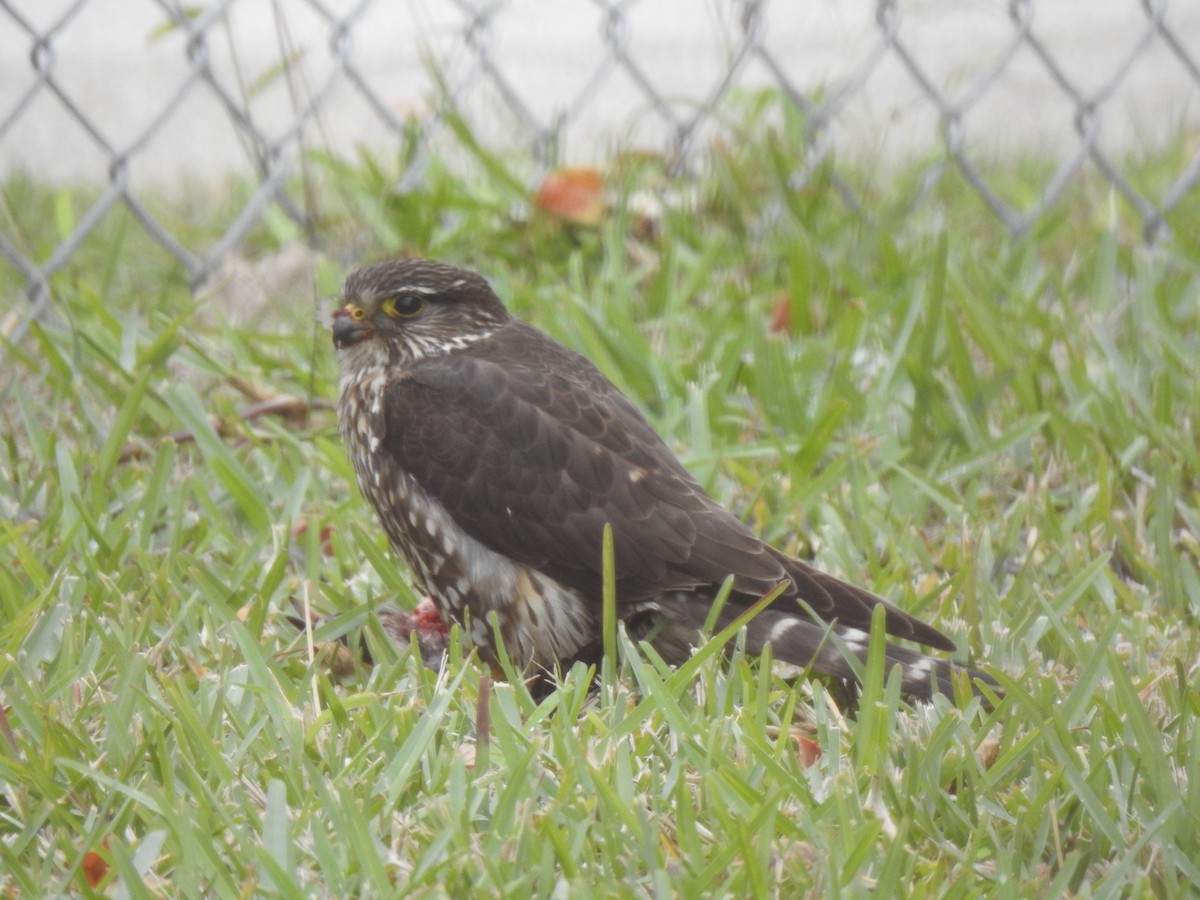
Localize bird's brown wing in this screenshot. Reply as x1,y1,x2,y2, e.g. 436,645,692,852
382,320,953,650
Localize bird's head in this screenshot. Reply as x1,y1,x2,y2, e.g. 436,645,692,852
332,259,510,364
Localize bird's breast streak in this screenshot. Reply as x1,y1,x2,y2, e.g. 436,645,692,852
338,362,594,670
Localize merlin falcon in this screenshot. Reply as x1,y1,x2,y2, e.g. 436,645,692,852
332,258,996,700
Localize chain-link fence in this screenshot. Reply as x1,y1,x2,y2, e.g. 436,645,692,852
2,0,1199,313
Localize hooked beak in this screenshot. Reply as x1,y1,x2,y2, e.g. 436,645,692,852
331,305,370,348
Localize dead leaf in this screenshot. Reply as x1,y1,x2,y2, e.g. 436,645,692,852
534,167,605,225
769,294,792,334
975,738,1000,771
81,839,110,888
476,673,491,757
793,732,822,768
317,641,360,680
292,518,335,557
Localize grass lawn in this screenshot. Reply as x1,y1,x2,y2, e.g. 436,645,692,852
1,105,1199,896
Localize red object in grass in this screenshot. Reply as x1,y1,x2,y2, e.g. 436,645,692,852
82,840,110,888
534,167,605,225
378,596,451,668
794,734,822,769
291,517,335,557
769,294,792,335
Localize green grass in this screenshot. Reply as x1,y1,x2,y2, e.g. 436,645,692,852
1,102,1199,896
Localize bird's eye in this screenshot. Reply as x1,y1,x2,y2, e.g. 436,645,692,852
381,295,424,318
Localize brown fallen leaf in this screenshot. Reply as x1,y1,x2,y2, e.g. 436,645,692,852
947,739,1001,794
793,732,822,769
534,167,605,225
476,672,491,759
975,738,1000,771
459,743,477,769
292,518,335,557
315,640,362,681
81,839,111,888
769,294,792,335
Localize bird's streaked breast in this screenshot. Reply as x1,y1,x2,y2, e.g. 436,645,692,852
335,351,594,671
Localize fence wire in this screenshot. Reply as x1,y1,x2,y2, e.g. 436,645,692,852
1,0,1199,316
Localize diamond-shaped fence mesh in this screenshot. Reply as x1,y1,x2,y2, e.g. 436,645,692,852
2,0,1199,322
